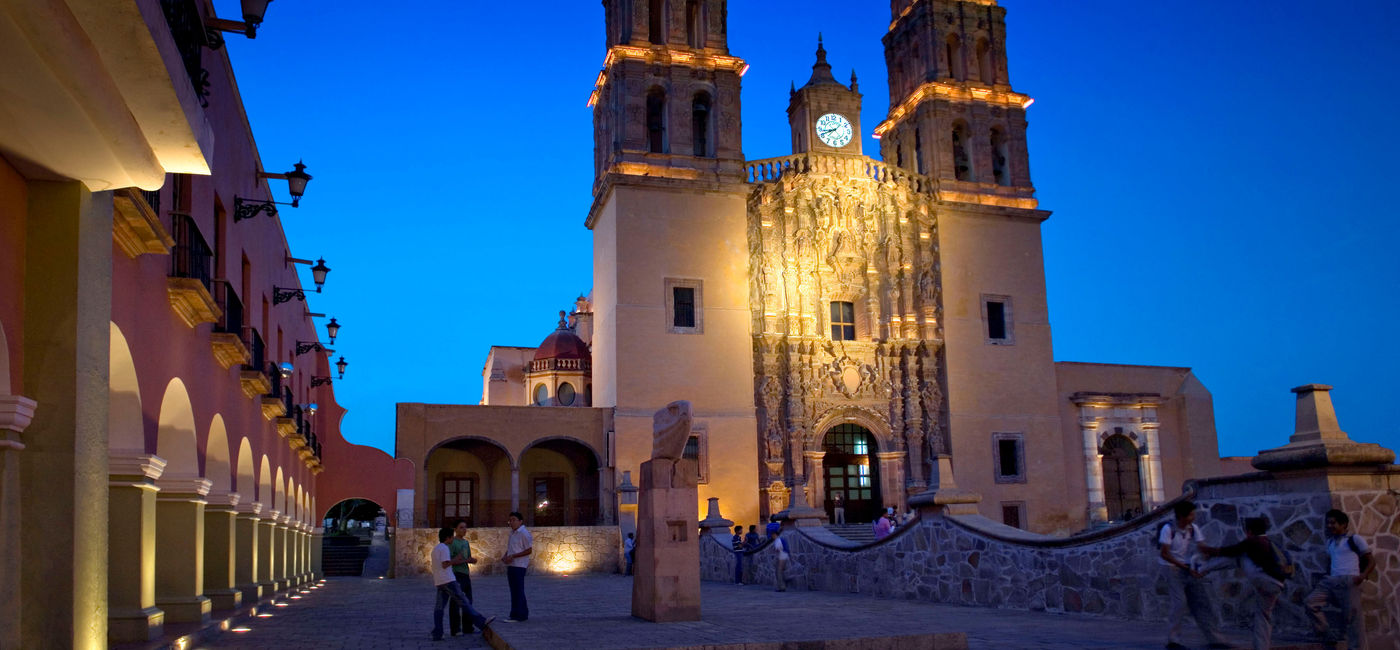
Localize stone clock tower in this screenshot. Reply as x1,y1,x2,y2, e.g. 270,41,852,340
587,0,762,526
787,38,863,156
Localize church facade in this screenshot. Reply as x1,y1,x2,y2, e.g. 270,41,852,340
406,0,1224,536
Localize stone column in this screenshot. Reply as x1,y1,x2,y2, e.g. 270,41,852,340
0,395,37,650
256,510,278,595
202,491,242,610
107,454,166,642
876,451,907,511
272,515,289,590
298,524,311,584
19,182,112,648
154,478,212,623
310,527,324,580
235,502,262,604
802,450,826,511
1080,416,1108,523
1139,419,1166,509
510,465,520,514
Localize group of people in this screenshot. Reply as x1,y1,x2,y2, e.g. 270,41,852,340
872,507,915,540
1157,501,1376,650
427,511,534,641
729,523,776,586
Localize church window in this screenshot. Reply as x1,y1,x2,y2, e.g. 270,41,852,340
692,92,712,157
646,87,667,154
952,122,972,181
946,33,965,81
990,127,1009,186
914,128,926,175
557,382,576,406
982,294,1013,344
685,0,704,48
649,0,666,45
533,383,549,406
1001,501,1025,529
993,433,1025,483
665,278,704,334
976,38,995,84
830,301,856,341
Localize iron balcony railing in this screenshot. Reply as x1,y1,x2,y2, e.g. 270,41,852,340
212,281,244,335
244,329,266,373
169,213,213,292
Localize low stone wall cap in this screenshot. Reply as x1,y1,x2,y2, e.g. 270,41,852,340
1292,383,1333,393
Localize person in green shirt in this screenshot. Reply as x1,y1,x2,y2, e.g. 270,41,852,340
447,519,478,636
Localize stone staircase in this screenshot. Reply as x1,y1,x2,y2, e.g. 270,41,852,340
824,523,877,544
321,535,371,576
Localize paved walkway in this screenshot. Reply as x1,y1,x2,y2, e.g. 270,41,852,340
197,574,1311,650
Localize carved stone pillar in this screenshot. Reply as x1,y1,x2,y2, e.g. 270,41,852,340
272,515,290,590
1080,417,1108,524
904,431,927,493
802,450,826,511
235,502,262,603
1140,419,1166,509
311,527,325,580
202,491,242,610
107,454,166,642
0,395,36,649
154,477,212,623
510,466,520,514
300,523,313,583
876,451,907,511
256,511,278,594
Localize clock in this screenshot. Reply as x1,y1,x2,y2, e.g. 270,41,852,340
815,113,854,148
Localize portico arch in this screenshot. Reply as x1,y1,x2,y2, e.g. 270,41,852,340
519,438,601,527
108,323,144,453
155,378,197,477
235,438,255,500
258,455,273,507
205,415,230,493
424,436,514,528
0,318,10,395
274,468,285,514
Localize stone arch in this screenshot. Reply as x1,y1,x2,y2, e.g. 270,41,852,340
0,317,9,395
274,467,285,514
809,406,892,451
287,477,297,521
518,437,601,527
519,436,603,469
425,436,516,528
205,414,231,492
259,455,273,508
155,378,198,476
236,438,255,500
108,322,144,453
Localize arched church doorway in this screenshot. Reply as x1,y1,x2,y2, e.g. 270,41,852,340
519,438,600,527
822,424,881,523
1101,435,1143,521
320,498,388,576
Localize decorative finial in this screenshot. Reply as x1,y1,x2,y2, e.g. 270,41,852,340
790,80,796,96
851,69,859,92
557,310,567,329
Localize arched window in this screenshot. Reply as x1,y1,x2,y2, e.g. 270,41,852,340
649,0,666,45
646,87,667,154
533,383,549,406
976,38,994,84
951,122,972,181
914,128,926,174
945,34,965,81
685,0,704,48
990,127,1009,186
557,382,576,406
691,92,711,157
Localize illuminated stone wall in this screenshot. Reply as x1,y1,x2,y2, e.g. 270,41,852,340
395,525,621,578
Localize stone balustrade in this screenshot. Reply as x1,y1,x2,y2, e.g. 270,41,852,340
744,153,936,194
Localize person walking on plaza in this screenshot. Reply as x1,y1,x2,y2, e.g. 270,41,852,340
623,532,635,576
1305,509,1375,649
731,525,745,584
1158,501,1230,650
769,525,790,592
1211,516,1291,650
447,519,479,636
501,511,533,622
430,527,493,640
832,492,845,525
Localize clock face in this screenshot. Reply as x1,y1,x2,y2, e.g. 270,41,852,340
815,113,854,148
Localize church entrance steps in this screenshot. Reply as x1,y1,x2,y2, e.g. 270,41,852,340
823,523,877,544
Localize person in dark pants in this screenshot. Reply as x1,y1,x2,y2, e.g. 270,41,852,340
623,532,635,576
431,527,494,640
731,525,745,584
500,511,532,622
447,519,478,636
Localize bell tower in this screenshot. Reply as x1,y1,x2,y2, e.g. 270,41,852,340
590,0,747,191
787,37,863,156
587,0,761,527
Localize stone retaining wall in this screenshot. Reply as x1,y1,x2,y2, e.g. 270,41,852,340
703,470,1399,650
396,526,620,579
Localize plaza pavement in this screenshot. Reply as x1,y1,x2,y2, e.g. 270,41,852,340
197,574,1321,650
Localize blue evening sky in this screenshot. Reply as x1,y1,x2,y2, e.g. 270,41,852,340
219,1,1399,459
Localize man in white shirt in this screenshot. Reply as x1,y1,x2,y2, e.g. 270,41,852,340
1306,509,1375,649
769,525,790,592
500,511,532,622
1158,501,1229,650
430,527,493,640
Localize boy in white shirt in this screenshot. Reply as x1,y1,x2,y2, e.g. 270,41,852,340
430,527,493,640
1305,509,1375,649
1158,501,1230,650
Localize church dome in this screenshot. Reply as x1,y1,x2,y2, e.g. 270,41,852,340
533,312,590,362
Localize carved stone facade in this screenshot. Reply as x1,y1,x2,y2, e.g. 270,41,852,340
746,153,948,516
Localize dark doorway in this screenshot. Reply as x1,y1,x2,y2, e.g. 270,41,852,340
1101,435,1143,521
320,498,387,577
822,424,881,523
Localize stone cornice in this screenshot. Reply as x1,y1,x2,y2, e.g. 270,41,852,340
261,509,282,522
0,395,38,447
236,501,264,517
155,476,212,498
109,453,167,481
205,490,242,508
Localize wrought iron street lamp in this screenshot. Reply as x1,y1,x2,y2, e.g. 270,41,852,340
235,161,313,221
206,0,275,39
295,341,333,356
325,318,341,344
335,356,348,379
310,376,332,388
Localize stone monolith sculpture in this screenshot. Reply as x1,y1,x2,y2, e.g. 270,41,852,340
631,400,701,622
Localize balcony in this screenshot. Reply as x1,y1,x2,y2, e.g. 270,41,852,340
238,333,271,398
210,281,250,370
113,188,174,258
260,367,286,420
166,213,221,327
